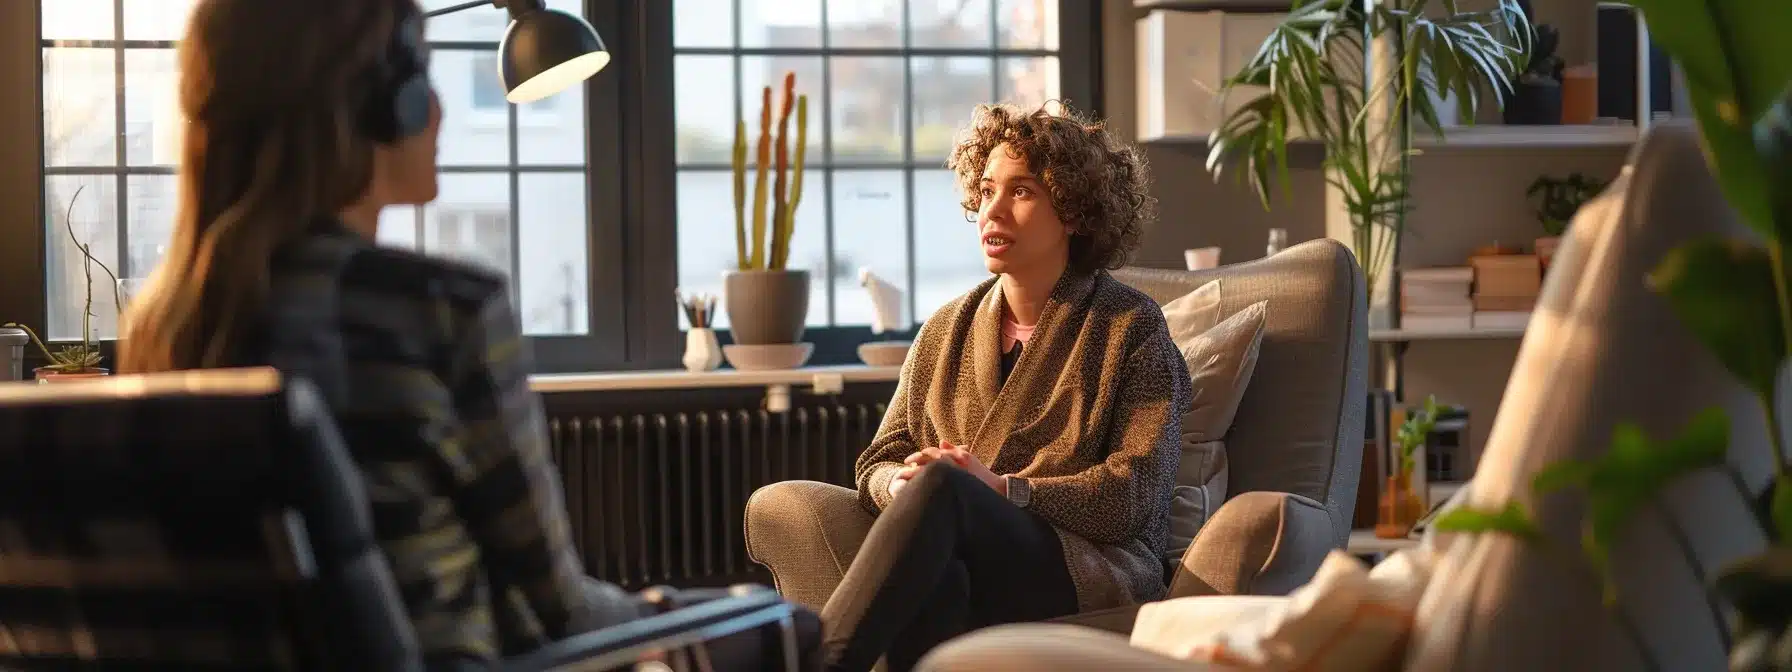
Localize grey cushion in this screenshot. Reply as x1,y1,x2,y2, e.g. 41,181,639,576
1160,296,1266,557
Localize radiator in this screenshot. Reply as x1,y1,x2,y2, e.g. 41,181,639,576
549,403,884,589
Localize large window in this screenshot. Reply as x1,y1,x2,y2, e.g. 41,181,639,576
21,1,1091,371
39,0,191,341
671,0,1063,332
38,0,593,340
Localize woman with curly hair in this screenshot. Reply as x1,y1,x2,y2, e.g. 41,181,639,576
817,102,1190,672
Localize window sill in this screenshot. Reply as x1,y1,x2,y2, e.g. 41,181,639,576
529,364,900,394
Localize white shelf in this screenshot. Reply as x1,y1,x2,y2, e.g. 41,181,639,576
1348,530,1419,554
1370,324,1527,342
530,364,900,394
1416,124,1639,149
1142,124,1638,149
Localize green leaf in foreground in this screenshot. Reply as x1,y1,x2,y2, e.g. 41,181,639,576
1772,480,1792,542
1577,410,1730,605
1647,239,1785,400
1532,458,1596,496
1432,502,1543,544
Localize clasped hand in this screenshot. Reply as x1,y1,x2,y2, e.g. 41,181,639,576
888,440,1005,498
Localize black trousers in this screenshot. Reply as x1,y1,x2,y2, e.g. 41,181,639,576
820,462,1079,672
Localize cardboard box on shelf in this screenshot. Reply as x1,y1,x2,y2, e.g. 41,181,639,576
1471,254,1542,299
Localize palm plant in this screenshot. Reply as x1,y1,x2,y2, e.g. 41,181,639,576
1205,0,1532,302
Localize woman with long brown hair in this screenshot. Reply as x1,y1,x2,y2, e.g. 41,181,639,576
119,0,816,667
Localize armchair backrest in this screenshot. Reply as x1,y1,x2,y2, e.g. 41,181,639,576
0,368,420,671
1113,238,1370,547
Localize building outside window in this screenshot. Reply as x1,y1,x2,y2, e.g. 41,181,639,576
672,0,1062,331
38,0,591,340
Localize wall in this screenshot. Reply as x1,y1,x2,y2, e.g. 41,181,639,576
1100,0,1329,271
0,2,43,332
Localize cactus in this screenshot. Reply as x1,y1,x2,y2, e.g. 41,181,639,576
731,72,810,271
769,72,796,271
774,95,808,270
748,86,772,270
732,119,747,270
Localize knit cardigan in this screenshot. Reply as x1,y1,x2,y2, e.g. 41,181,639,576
855,269,1191,611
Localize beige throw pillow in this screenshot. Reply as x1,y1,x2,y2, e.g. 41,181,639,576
1130,549,1433,669
1160,281,1267,558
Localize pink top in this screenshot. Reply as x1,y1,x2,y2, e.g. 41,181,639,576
1001,312,1035,353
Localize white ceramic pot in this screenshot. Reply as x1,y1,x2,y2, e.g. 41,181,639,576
683,328,723,372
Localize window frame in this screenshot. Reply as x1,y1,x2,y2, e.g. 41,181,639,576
659,0,1103,367
0,0,1101,374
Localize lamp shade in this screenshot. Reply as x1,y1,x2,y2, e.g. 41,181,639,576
499,8,609,104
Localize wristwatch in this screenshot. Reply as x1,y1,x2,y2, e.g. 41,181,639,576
1004,475,1032,508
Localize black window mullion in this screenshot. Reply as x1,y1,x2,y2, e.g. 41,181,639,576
507,83,522,310
901,0,918,328
818,0,837,326
989,0,1001,106
990,0,1000,50
112,0,128,286
728,0,743,289
412,200,425,249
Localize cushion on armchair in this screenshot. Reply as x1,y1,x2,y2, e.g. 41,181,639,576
1159,279,1268,558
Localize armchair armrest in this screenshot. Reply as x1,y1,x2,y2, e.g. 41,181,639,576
744,480,873,612
504,586,799,672
1167,491,1336,599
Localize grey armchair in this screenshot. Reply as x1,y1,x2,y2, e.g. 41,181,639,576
744,239,1369,632
913,118,1770,672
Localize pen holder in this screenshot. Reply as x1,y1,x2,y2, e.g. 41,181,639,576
684,328,723,372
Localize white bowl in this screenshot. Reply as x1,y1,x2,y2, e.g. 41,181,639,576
857,341,911,367
722,343,814,371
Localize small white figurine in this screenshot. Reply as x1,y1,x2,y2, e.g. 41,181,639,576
859,268,904,335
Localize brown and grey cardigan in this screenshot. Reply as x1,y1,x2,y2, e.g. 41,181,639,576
855,269,1192,611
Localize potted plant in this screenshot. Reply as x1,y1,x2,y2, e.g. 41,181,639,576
1378,395,1443,539
1526,172,1608,271
1207,0,1531,330
724,71,811,346
1503,0,1565,125
3,185,122,383
1433,2,1792,668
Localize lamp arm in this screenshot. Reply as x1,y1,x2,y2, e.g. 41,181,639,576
425,0,499,18
425,0,548,19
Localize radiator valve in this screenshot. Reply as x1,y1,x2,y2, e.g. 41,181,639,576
810,372,845,395
764,384,792,413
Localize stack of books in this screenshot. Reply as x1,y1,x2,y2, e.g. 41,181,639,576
1400,267,1473,330
1470,254,1542,329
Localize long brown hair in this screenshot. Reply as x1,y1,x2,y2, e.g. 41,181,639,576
119,0,418,372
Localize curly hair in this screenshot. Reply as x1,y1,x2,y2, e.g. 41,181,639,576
946,102,1155,273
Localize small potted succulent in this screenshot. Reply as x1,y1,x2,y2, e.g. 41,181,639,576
1377,395,1444,539
1526,172,1608,272
4,185,122,383
1,323,105,383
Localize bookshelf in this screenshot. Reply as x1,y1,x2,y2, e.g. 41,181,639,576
1132,0,1671,523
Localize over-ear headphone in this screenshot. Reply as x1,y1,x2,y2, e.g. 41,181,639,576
361,7,434,144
